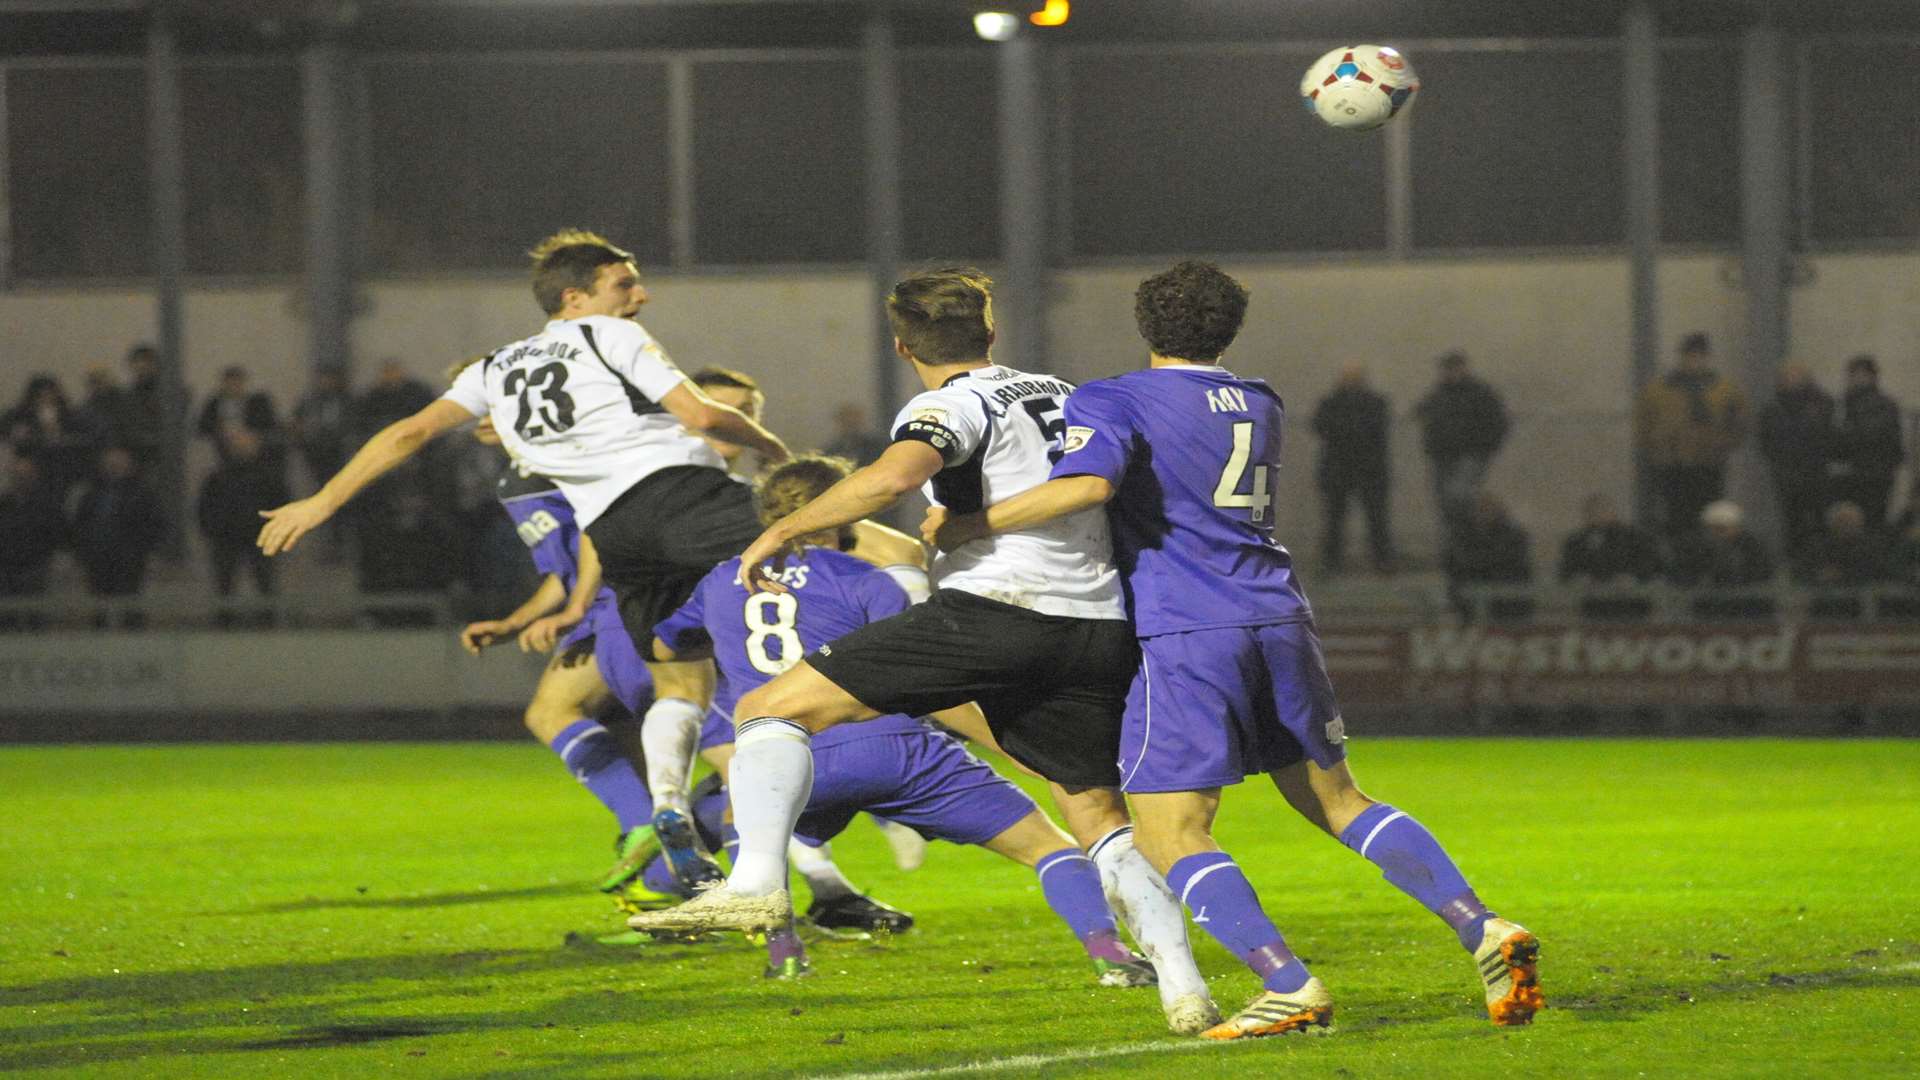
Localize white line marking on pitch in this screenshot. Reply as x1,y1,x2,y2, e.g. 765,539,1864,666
830,1039,1219,1080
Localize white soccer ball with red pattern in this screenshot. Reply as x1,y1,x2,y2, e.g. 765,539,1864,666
1300,44,1419,131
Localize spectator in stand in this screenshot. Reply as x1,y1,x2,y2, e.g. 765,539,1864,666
196,366,281,468
123,344,171,457
1672,500,1774,588
1830,354,1905,531
292,365,354,487
74,366,136,451
1312,361,1395,573
0,455,64,604
1636,333,1749,537
823,401,890,467
1416,350,1509,558
355,358,436,437
5,374,92,496
1757,362,1835,561
1798,501,1892,587
1558,493,1664,584
196,428,288,614
1892,480,1920,587
358,483,457,594
1446,491,1532,585
66,446,164,626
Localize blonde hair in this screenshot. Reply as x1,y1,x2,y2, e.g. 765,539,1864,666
886,267,994,364
755,454,857,554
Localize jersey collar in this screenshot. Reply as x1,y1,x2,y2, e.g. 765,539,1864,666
940,365,1002,388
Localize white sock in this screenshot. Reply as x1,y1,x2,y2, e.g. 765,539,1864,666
788,839,857,901
1091,826,1211,1005
727,717,814,896
639,697,705,812
881,564,932,605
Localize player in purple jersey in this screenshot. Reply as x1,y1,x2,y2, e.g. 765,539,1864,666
928,262,1542,1036
644,456,1160,988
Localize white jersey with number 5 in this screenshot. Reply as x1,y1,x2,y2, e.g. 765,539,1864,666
442,315,725,527
888,365,1124,620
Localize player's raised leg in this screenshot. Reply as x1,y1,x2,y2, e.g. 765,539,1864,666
1272,753,1542,1025
1131,788,1334,1040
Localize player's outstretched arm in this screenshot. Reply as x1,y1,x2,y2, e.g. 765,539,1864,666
461,574,567,655
257,399,476,555
923,475,1115,553
520,534,603,653
845,519,928,571
659,383,790,465
738,441,944,593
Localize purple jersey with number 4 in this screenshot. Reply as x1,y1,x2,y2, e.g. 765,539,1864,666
654,547,925,751
1052,365,1311,637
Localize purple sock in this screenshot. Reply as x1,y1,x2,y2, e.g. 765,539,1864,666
721,823,741,865
1167,852,1311,993
1339,802,1491,949
767,922,808,969
551,720,652,832
1034,848,1133,965
694,787,729,851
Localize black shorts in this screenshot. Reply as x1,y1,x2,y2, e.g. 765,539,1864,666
585,465,762,644
806,589,1138,788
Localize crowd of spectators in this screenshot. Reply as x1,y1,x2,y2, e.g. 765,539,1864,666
2,332,1914,629
0,346,537,623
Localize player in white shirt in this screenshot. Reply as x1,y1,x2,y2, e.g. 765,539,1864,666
629,269,1218,1035
258,230,790,891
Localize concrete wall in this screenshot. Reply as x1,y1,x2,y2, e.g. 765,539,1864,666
6,252,1915,562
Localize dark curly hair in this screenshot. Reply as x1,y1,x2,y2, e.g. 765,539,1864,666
1133,261,1249,362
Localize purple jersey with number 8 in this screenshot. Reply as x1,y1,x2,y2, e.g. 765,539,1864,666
1051,365,1311,637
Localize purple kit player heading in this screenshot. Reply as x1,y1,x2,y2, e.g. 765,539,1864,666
645,456,1159,988
928,261,1542,1038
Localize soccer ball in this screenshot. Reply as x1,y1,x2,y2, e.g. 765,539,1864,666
1300,44,1419,131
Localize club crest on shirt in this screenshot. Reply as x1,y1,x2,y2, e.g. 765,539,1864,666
1062,425,1095,453
1325,715,1347,744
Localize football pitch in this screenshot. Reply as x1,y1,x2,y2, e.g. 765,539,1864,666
2,739,1914,1079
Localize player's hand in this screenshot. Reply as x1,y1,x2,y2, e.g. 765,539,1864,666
256,496,334,556
460,619,516,655
519,611,581,653
922,507,988,553
736,529,791,594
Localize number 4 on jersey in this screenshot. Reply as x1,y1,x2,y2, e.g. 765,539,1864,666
1213,420,1277,524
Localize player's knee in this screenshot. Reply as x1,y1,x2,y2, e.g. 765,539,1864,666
735,678,825,733
522,703,571,744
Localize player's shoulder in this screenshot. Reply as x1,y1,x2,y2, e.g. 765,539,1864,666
895,381,989,431
569,314,654,348
702,554,746,589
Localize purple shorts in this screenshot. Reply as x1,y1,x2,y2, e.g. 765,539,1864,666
794,728,1036,848
1118,620,1348,794
580,598,653,716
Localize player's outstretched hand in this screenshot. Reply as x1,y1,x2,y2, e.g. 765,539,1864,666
921,506,987,554
460,619,515,656
736,529,791,594
257,496,333,556
519,612,580,654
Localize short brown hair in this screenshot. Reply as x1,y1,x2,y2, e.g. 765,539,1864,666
528,229,633,316
886,268,994,365
1134,261,1248,362
755,454,857,552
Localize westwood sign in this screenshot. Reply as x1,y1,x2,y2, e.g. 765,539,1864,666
1319,623,1920,709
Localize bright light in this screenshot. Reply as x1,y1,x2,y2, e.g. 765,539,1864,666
973,11,1019,41
1029,0,1069,26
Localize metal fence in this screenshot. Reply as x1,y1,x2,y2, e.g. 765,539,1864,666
4,36,1917,284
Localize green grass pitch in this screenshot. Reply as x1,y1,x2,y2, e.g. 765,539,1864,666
2,739,1915,1078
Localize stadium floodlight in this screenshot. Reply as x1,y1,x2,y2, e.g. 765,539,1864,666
973,11,1019,41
